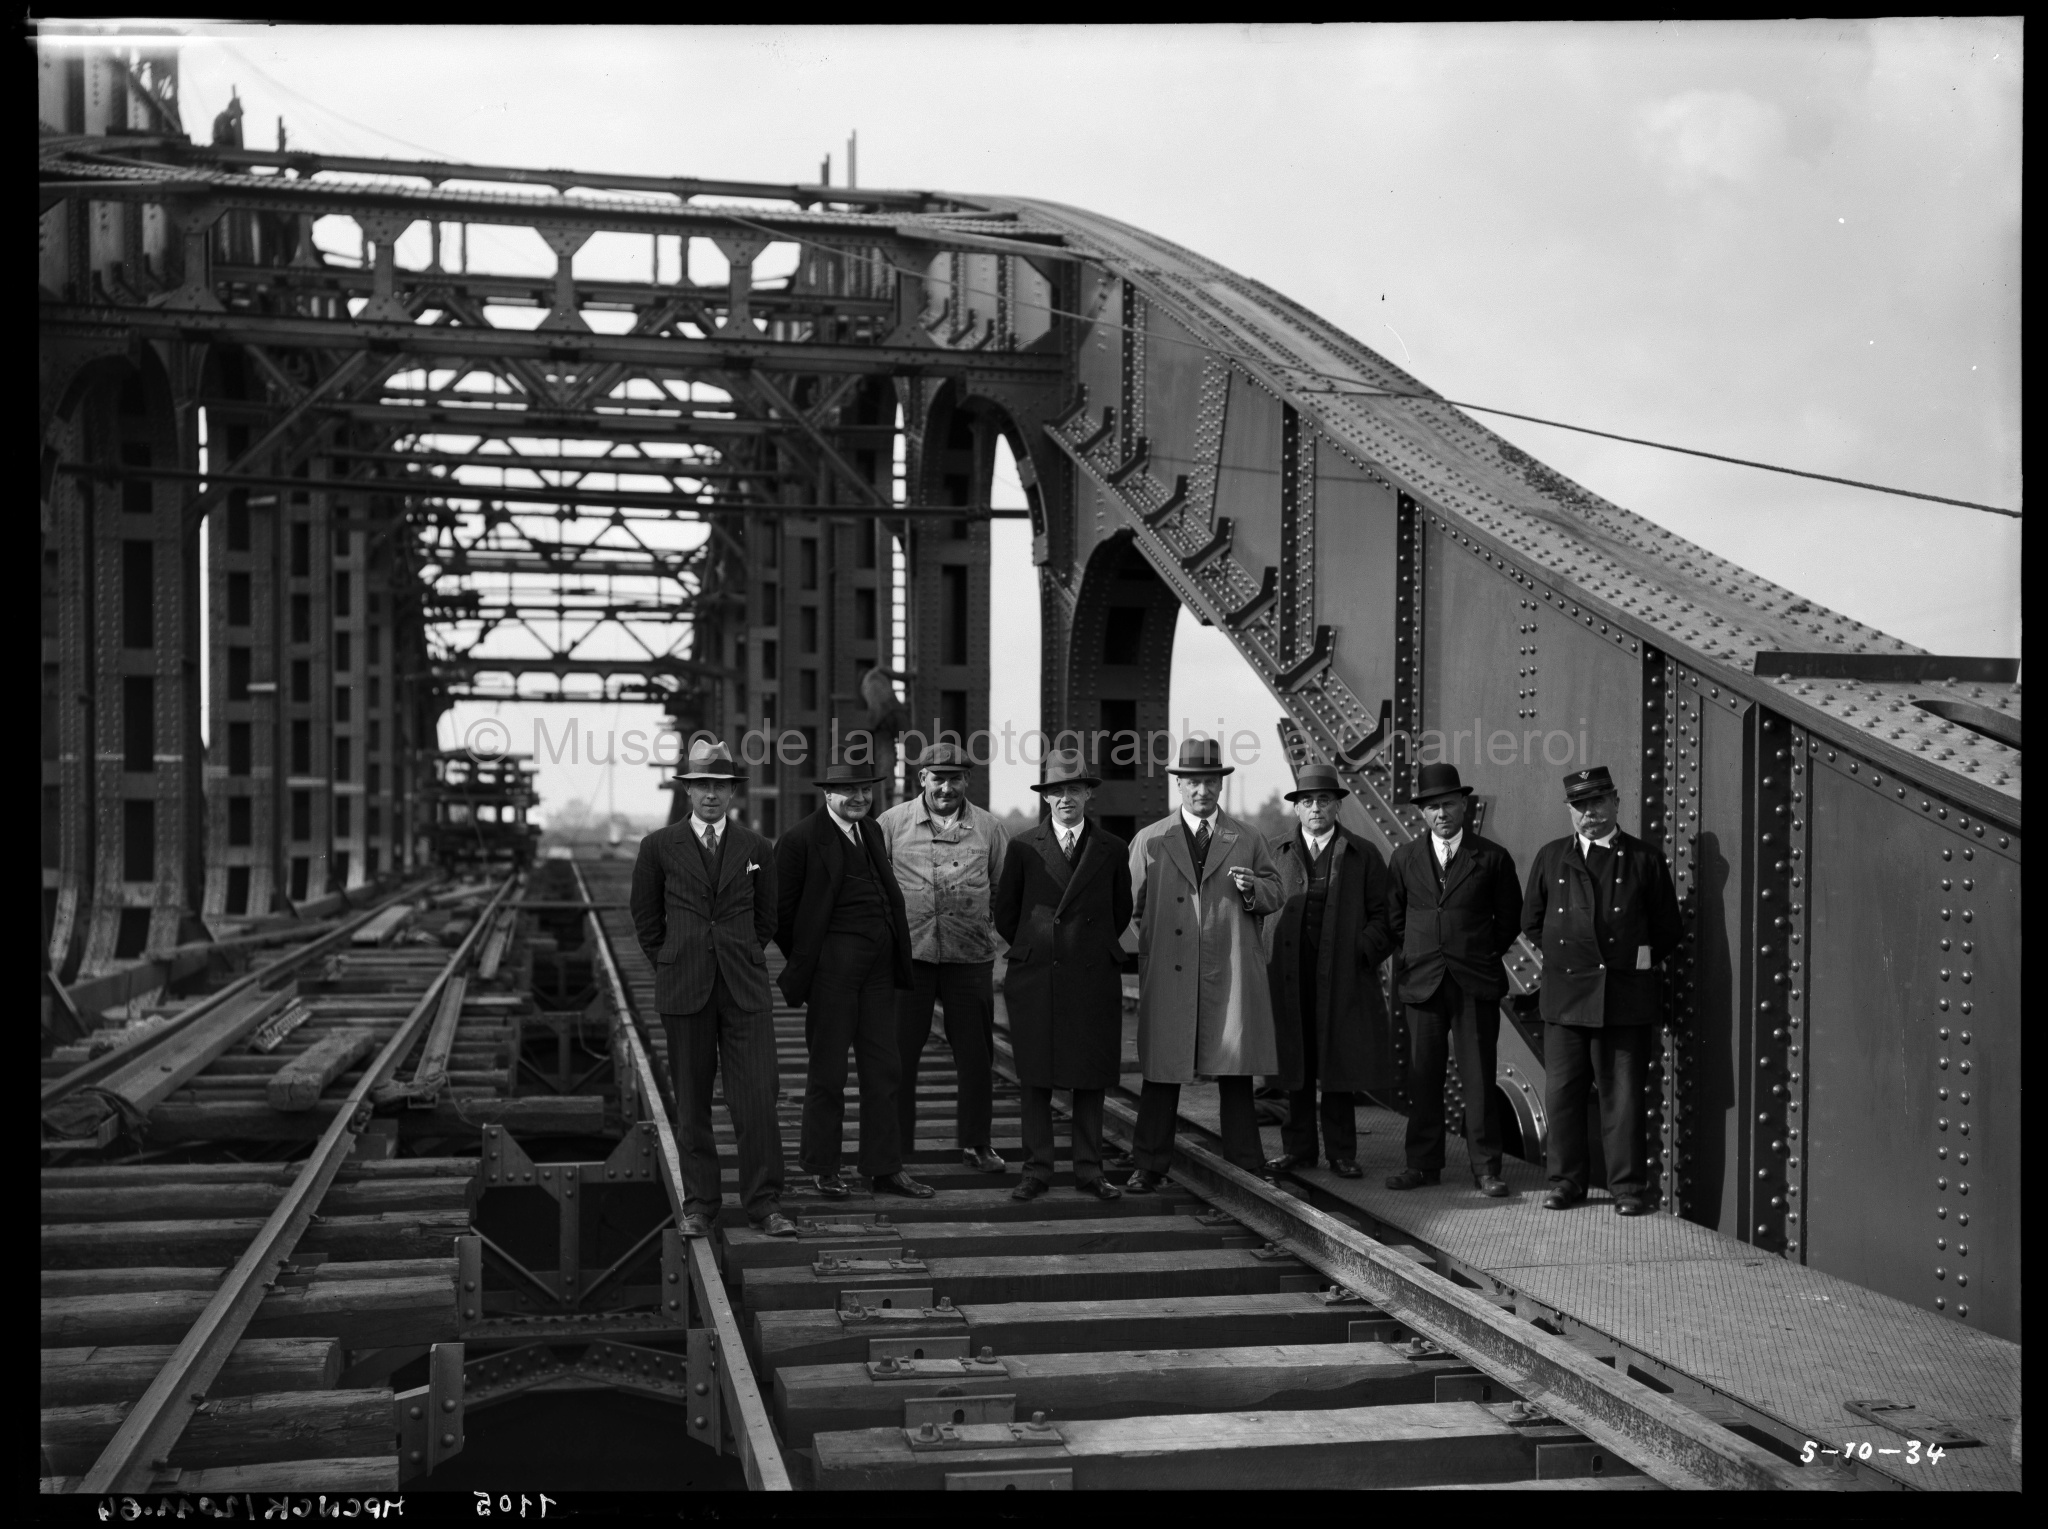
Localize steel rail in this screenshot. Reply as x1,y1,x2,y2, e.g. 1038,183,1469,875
75,873,519,1495
571,862,791,1492
1063,1081,1824,1492
42,875,437,1111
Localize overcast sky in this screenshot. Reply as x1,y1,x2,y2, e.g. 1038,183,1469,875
147,20,2020,820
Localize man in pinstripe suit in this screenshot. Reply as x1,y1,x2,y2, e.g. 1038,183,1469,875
630,740,795,1239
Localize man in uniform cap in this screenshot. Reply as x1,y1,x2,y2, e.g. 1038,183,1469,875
774,761,934,1199
993,748,1134,1200
1521,765,1684,1214
877,742,1011,1173
1385,763,1525,1197
1122,737,1285,1191
1262,762,1394,1180
629,740,793,1238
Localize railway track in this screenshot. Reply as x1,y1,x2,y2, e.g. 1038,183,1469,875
576,854,1828,1493
40,874,522,1495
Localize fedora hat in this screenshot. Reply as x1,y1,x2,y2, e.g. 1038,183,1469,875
1563,765,1617,804
1031,747,1101,792
1284,762,1350,803
1165,737,1234,776
676,739,743,781
1408,763,1475,804
819,760,886,787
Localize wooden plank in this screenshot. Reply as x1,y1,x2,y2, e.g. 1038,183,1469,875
40,1340,342,1406
43,1456,403,1497
267,1028,378,1111
351,904,415,946
758,1292,1378,1370
42,1158,477,1189
144,1094,603,1140
41,1388,395,1473
83,985,296,1115
718,1186,1198,1229
42,1274,456,1349
745,1248,1319,1312
812,1401,1536,1489
724,1214,1240,1273
41,1177,474,1223
43,1259,456,1297
777,1342,1465,1446
42,1210,473,1269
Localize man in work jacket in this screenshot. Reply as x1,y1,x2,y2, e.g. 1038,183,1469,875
1385,763,1524,1198
629,740,793,1239
1123,737,1285,1191
876,742,1010,1173
1521,765,1684,1215
992,747,1133,1201
1262,761,1394,1180
774,761,934,1200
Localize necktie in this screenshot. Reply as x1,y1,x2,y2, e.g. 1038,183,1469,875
1195,819,1211,861
704,825,720,861
1061,830,1078,863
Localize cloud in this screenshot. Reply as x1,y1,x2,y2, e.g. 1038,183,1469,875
1636,89,1788,188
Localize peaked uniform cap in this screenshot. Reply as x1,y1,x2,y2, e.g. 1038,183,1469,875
1564,765,1617,803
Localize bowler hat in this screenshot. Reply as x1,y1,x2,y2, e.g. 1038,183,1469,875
1408,763,1475,803
1284,762,1350,803
676,739,743,781
1165,737,1234,776
914,742,971,772
1563,765,1617,804
819,760,886,787
1031,747,1102,792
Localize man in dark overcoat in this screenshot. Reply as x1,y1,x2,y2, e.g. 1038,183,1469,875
1262,762,1394,1179
1386,762,1524,1197
1521,766,1684,1215
773,761,934,1200
992,748,1133,1202
629,740,792,1238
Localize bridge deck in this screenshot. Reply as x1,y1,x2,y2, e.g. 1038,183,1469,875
1154,1086,2020,1492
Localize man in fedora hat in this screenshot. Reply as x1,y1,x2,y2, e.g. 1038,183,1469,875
773,760,934,1199
1262,762,1395,1180
993,748,1134,1201
1521,765,1684,1215
629,739,794,1238
1385,763,1525,1197
877,741,1011,1173
1121,737,1285,1191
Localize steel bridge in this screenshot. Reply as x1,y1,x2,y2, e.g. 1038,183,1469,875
39,38,2020,1476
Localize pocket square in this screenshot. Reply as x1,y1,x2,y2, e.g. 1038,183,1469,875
747,862,761,873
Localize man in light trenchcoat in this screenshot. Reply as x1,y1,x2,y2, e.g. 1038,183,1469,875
1122,737,1285,1192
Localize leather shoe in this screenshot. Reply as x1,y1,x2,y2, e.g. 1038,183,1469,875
1543,1187,1586,1210
754,1211,799,1237
680,1212,714,1238
811,1173,851,1199
1265,1152,1314,1173
1330,1159,1363,1179
1103,1151,1137,1172
1076,1177,1123,1201
1010,1176,1051,1202
1124,1169,1163,1195
963,1146,1009,1172
1475,1175,1511,1198
1614,1197,1653,1217
869,1171,936,1200
1384,1168,1440,1191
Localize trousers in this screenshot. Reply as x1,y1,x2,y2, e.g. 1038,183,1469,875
1021,1085,1105,1184
1281,964,1358,1163
894,959,995,1152
1132,1076,1263,1175
797,932,903,1180
1402,973,1502,1178
1544,1021,1649,1200
662,971,785,1222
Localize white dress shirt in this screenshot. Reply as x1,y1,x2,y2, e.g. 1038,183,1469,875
826,805,863,846
1181,807,1219,840
1578,829,1619,858
692,815,724,852
1056,822,1082,859
1303,827,1335,859
1433,828,1463,867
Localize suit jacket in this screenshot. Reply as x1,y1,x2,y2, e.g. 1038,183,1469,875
993,818,1133,1090
630,817,777,1015
1126,810,1284,1082
772,807,915,1006
1386,830,1524,1004
1263,827,1396,1093
1521,831,1684,1028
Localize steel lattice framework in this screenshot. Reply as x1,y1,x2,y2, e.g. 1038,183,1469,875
39,41,2020,1343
